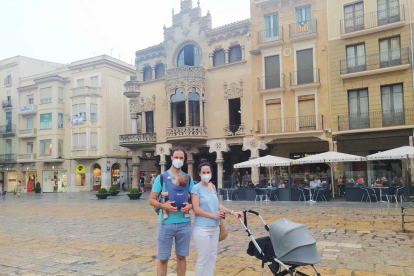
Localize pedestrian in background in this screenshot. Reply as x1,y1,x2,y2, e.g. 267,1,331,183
121,176,125,191
16,180,22,198
116,177,121,190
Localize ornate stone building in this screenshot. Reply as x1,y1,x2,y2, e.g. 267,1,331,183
121,0,266,188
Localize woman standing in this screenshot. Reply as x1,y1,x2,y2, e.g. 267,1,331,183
191,160,242,276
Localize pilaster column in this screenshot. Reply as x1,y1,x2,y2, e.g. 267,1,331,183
142,112,147,133
132,156,141,189
151,66,156,80
131,114,138,134
187,160,194,178
185,96,190,126
160,154,167,172
329,141,337,152
139,70,144,82
250,149,260,185
241,45,246,60
137,114,142,133
167,100,172,128
216,151,224,189
225,50,229,64
209,53,214,67
199,98,204,127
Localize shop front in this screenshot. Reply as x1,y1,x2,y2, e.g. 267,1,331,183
2,169,18,192
92,164,102,191
42,166,68,193
111,163,120,186
75,164,86,188
21,166,37,193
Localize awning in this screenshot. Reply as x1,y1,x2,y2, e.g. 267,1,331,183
234,155,293,168
367,146,414,160
292,151,366,165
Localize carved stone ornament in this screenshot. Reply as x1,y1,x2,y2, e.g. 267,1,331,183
250,140,257,148
224,80,243,100
182,28,190,36
224,124,245,137
215,142,222,150
165,67,206,95
129,95,156,113
206,19,250,46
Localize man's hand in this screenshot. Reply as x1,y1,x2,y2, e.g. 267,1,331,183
162,201,178,213
181,202,192,214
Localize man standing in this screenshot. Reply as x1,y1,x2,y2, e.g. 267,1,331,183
121,176,125,191
231,171,237,188
149,147,194,276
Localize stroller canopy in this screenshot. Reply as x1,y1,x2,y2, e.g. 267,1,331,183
269,218,321,265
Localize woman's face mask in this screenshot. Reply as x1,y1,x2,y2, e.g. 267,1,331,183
200,174,212,183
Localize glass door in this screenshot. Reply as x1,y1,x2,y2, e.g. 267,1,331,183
264,13,279,42
378,0,400,26
346,44,366,73
348,89,370,129
381,84,404,127
379,36,401,67
344,2,364,33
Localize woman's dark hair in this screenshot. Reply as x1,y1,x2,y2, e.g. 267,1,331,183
198,158,213,173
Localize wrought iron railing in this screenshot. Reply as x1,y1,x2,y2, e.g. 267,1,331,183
166,126,208,138
258,74,285,90
0,124,16,134
338,108,414,131
18,154,36,161
257,27,284,45
2,100,12,108
0,154,16,163
119,133,157,145
340,48,410,75
290,68,320,86
257,115,323,134
289,19,317,39
340,5,405,34
18,129,37,136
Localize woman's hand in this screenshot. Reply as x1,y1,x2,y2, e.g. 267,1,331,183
232,211,243,219
211,211,225,219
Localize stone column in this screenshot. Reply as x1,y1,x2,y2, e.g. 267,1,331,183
160,154,167,172
139,70,144,82
187,161,194,178
142,112,147,134
250,150,260,185
199,98,204,127
225,50,229,64
209,53,214,67
131,114,137,134
151,66,156,80
216,151,224,189
241,45,246,60
167,100,172,128
185,96,190,126
137,114,142,133
132,156,141,189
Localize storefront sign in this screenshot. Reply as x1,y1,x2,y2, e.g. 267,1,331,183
106,161,111,171
21,166,37,171
76,164,86,173
44,166,64,170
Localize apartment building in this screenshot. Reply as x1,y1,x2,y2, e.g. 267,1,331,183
0,55,135,193
120,0,268,188
250,0,332,177
327,0,414,192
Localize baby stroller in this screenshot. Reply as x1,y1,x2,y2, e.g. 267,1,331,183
239,210,322,276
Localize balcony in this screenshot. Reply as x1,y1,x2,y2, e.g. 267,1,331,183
124,80,140,98
119,133,157,147
71,86,100,98
257,115,323,136
166,126,208,141
17,153,37,163
224,124,245,137
0,124,16,136
289,68,320,90
40,98,52,104
2,100,12,109
0,154,16,163
340,48,411,79
18,104,37,115
258,74,286,94
340,5,405,39
337,108,414,133
17,128,37,138
289,19,318,41
257,27,284,48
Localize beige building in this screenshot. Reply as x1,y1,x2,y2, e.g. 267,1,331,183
0,55,135,193
249,0,332,183
121,0,267,188
327,0,414,193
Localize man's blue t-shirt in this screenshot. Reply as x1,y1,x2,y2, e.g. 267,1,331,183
152,170,194,224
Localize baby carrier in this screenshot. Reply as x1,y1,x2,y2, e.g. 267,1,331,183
163,172,190,209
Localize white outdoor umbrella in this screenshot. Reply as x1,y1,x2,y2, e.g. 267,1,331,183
292,151,366,197
367,146,414,160
234,155,293,168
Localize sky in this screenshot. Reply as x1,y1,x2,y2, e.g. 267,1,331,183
0,0,251,65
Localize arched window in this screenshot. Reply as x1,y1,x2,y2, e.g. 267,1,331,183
213,49,225,67
177,44,201,67
171,88,186,127
188,88,200,126
229,45,242,63
143,66,152,81
155,64,165,79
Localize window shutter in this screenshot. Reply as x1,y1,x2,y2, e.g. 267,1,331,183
40,87,52,99
90,132,98,149
90,76,99,87
298,95,316,130
229,46,242,63
266,100,282,133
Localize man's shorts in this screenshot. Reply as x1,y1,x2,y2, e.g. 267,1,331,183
157,221,191,260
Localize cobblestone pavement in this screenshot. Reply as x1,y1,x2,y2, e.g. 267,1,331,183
0,192,413,276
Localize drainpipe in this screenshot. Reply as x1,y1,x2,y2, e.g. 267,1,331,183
408,0,414,97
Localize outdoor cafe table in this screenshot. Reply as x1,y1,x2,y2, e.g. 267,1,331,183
304,187,318,202
372,186,389,203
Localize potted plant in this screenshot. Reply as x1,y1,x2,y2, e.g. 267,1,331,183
96,188,110,199
34,182,42,194
109,186,120,196
127,188,142,200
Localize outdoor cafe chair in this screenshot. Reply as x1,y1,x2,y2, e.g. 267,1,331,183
395,187,405,203
298,187,311,201
269,188,279,201
254,188,265,202
385,186,397,203
232,189,240,201
218,189,228,201
314,187,327,201
360,187,378,202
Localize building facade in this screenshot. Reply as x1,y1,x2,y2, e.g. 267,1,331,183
0,55,135,193
121,0,269,188
327,0,414,192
